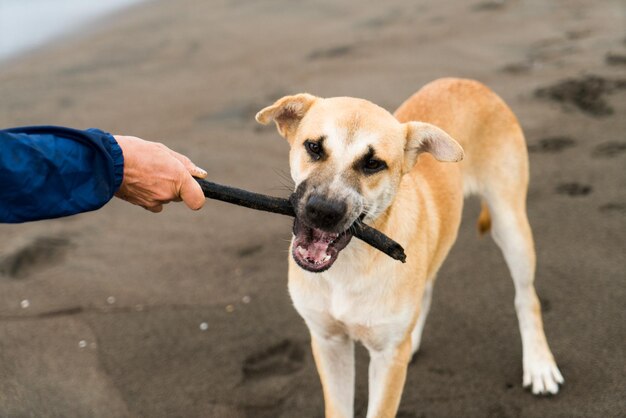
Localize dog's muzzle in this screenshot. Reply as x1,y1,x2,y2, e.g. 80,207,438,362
291,193,356,273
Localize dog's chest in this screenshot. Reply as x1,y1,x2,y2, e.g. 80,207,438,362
332,288,408,349
290,267,414,350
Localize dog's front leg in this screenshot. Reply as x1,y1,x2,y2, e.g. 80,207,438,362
311,333,355,418
366,338,412,418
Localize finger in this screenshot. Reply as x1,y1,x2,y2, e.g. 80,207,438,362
178,172,206,210
168,150,208,178
144,204,164,213
191,167,208,179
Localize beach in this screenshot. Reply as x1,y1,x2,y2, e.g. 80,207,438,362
0,0,624,416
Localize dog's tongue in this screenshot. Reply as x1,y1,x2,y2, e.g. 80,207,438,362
296,228,336,264
292,217,354,272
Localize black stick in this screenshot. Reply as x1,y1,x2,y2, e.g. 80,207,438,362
196,179,406,263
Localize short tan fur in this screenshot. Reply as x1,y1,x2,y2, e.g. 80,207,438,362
256,78,563,418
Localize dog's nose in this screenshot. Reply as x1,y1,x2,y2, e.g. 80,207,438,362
305,195,347,230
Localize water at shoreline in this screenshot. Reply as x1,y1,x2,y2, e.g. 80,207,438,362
0,0,148,63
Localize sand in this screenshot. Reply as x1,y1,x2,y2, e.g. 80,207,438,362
0,0,624,416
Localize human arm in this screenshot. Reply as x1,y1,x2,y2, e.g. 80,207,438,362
0,126,206,223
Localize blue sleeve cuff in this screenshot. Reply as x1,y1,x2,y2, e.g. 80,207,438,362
85,128,124,194
104,133,124,192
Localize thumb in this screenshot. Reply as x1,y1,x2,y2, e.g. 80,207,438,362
179,172,206,210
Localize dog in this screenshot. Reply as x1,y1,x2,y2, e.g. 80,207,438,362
256,78,563,418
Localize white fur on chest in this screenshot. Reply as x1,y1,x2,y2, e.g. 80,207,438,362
289,248,414,350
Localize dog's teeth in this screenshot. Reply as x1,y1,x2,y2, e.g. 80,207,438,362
297,246,306,256
323,254,331,262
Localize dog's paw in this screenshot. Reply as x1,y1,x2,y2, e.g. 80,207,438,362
523,353,564,395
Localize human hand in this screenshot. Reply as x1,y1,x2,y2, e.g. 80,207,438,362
113,135,207,213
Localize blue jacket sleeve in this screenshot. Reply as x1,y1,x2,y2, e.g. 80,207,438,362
0,126,124,223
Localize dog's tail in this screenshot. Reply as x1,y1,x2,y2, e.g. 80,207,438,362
477,200,491,236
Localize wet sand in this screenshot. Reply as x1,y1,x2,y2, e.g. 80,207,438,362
0,0,624,416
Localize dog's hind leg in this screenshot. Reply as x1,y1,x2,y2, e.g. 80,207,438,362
485,190,564,395
410,280,433,357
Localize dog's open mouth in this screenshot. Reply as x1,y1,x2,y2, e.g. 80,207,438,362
292,218,353,272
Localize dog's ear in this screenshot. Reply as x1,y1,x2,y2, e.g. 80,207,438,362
255,94,318,142
403,121,464,173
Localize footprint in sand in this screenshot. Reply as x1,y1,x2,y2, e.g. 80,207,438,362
555,182,592,197
535,75,626,117
0,236,71,279
242,339,305,380
606,52,626,66
527,136,576,153
307,44,355,61
236,244,264,258
472,0,509,12
235,339,306,413
599,202,626,214
592,141,626,158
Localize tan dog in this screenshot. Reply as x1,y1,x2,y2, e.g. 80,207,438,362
256,78,563,418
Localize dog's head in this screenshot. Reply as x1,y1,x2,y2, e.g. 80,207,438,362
256,94,463,272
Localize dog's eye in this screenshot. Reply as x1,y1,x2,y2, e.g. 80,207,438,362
304,140,323,160
363,158,387,174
